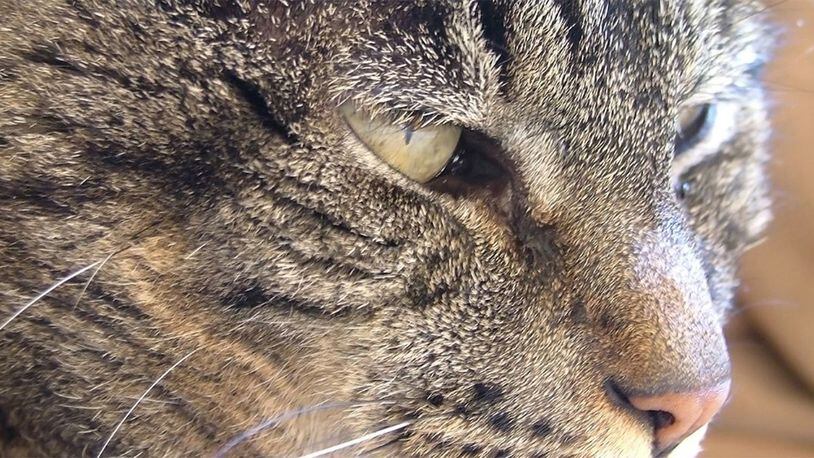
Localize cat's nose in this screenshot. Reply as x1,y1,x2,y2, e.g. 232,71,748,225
628,380,730,451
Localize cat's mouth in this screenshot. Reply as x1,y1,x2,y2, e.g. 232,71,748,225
660,425,709,458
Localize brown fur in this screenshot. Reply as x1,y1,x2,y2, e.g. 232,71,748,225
0,1,772,456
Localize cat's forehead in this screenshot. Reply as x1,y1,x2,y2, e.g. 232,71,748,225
329,0,762,126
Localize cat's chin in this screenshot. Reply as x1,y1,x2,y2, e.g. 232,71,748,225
665,425,709,458
596,424,709,458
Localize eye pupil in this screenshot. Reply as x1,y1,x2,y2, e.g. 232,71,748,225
404,127,414,145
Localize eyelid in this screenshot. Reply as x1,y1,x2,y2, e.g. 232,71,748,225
671,100,739,179
337,96,454,131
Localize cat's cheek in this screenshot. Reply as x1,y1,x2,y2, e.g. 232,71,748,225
595,424,654,458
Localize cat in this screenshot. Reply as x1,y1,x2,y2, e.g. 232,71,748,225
0,1,773,457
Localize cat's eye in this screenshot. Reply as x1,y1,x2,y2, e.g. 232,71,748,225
675,103,715,153
671,100,738,198
340,103,462,183
341,102,510,197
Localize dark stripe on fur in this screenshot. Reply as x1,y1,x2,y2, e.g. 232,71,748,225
222,71,300,144
477,0,512,85
552,0,584,54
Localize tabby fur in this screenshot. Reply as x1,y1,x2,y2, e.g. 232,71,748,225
0,1,772,456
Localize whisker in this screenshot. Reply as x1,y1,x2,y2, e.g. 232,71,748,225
3,219,163,331
184,242,208,260
297,421,413,458
97,349,198,458
73,251,116,309
354,412,454,456
1,261,101,331
213,399,399,458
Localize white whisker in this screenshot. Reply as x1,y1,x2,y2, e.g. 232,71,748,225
184,242,208,260
96,349,198,458
297,421,413,458
1,261,101,331
73,252,115,309
213,400,398,458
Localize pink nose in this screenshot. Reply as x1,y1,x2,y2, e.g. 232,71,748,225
628,380,731,451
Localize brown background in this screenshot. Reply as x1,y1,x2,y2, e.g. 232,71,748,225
703,1,814,456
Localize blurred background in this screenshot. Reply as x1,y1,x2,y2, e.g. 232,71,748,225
703,1,814,456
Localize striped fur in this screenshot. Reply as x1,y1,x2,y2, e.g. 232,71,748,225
0,1,772,456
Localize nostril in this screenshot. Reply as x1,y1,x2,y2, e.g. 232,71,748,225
649,410,675,430
626,380,731,452
603,380,676,428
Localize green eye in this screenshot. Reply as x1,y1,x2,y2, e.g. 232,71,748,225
340,103,462,183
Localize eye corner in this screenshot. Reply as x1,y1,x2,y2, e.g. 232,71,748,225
426,130,512,198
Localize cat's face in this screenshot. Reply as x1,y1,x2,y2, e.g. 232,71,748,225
0,1,772,457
